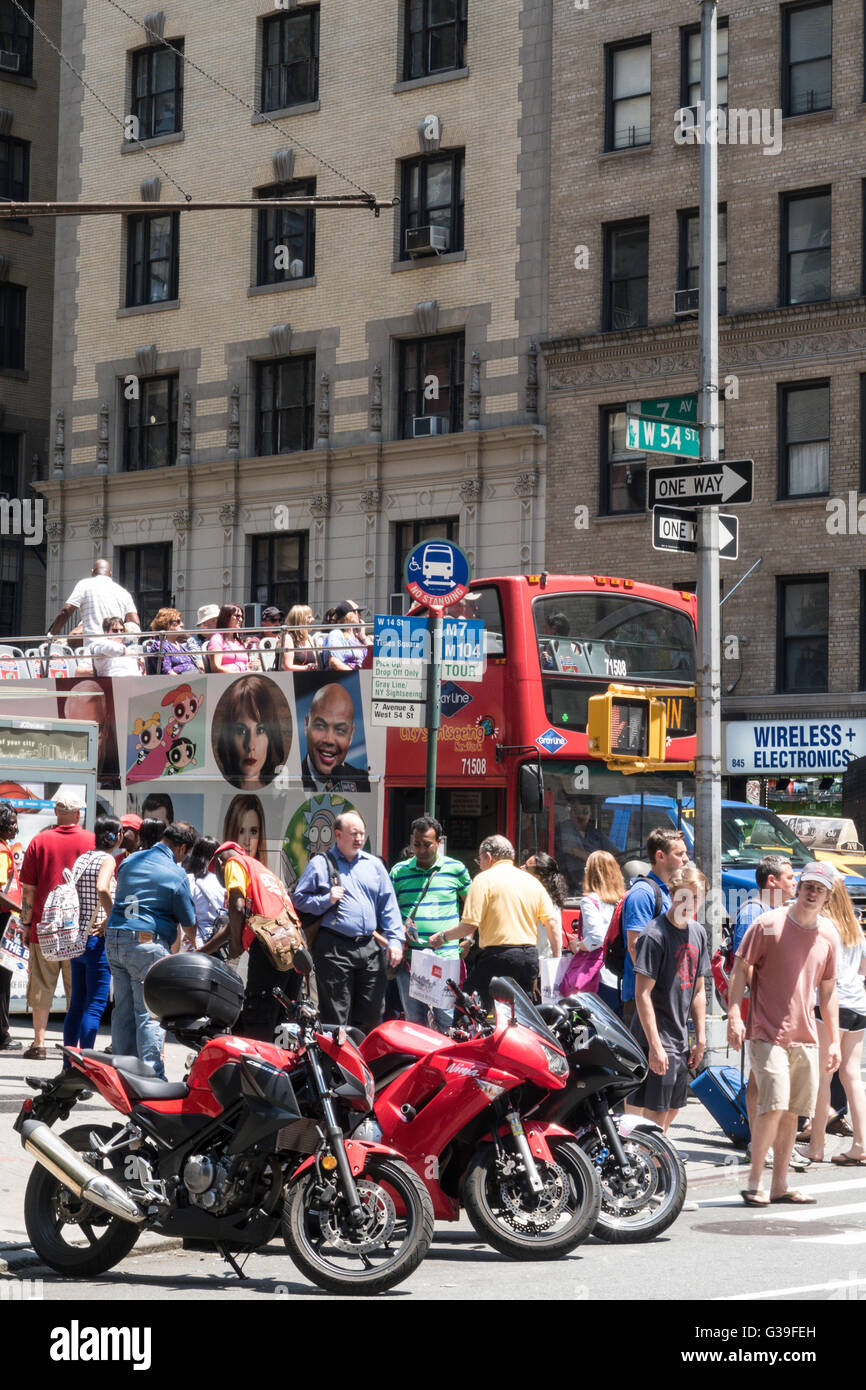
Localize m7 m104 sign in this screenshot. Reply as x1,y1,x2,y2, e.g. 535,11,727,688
647,459,753,509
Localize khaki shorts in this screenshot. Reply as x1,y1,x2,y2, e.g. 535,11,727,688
27,937,72,1013
749,1040,819,1117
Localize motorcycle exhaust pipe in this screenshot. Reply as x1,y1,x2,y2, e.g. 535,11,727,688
21,1119,146,1225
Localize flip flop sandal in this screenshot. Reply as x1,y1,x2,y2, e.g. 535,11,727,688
741,1190,770,1207
769,1190,816,1204
831,1153,866,1166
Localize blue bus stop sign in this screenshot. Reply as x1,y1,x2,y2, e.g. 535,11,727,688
404,537,472,611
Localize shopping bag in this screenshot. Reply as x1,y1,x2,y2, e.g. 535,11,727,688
558,947,604,996
408,949,461,1012
539,955,572,1005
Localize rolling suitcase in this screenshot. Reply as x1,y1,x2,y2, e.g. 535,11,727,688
689,1052,750,1149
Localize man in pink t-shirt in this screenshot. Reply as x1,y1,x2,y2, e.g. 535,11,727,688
728,862,840,1207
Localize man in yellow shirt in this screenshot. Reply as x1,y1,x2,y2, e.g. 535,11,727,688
429,835,560,1005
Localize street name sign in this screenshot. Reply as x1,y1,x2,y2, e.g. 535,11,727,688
652,505,739,559
647,459,753,509
631,393,697,425
625,415,700,458
371,699,427,728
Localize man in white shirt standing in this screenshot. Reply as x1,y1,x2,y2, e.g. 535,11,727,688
48,559,139,639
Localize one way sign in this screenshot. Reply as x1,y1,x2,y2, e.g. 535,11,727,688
652,505,739,559
647,459,753,509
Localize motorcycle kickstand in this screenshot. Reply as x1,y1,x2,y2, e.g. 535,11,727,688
217,1244,249,1280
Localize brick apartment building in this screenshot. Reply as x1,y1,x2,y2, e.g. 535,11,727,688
38,0,552,630
541,0,866,794
0,0,58,635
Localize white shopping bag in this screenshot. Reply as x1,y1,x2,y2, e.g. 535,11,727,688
408,949,461,1012
539,956,571,1006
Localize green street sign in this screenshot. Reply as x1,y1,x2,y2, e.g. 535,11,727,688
633,393,697,425
625,414,700,457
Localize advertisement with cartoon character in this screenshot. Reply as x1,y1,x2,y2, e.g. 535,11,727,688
281,792,372,891
125,678,207,783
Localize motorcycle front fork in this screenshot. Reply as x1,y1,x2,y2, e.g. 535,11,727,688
586,1098,634,1177
305,1048,365,1226
491,1104,545,1193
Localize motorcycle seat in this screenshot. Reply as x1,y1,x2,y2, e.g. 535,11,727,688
77,1050,189,1101
367,1052,419,1094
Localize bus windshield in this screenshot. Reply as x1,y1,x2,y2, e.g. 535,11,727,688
518,765,694,904
533,593,695,684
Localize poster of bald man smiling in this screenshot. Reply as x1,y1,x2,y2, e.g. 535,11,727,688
295,671,371,793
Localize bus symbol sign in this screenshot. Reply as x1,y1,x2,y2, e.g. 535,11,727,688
536,728,568,754
404,537,472,611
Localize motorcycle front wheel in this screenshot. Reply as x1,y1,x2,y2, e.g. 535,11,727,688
23,1125,141,1277
282,1156,434,1294
463,1138,601,1260
578,1125,687,1243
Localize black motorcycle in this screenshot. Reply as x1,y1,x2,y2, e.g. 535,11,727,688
535,993,686,1243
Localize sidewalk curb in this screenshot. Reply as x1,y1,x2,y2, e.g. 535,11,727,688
0,1235,182,1275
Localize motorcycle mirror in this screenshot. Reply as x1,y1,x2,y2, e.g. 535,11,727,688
293,948,313,977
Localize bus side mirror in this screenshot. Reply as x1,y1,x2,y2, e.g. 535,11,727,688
519,763,544,815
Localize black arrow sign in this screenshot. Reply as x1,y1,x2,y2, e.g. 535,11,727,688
647,459,753,509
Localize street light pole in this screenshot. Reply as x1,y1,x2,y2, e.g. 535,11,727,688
695,0,725,1060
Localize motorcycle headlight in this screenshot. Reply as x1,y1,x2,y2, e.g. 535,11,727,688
542,1044,569,1078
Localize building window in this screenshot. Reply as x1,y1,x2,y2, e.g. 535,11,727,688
0,282,25,370
678,206,727,315
603,219,648,332
251,531,308,612
116,543,173,630
779,381,829,497
0,135,28,202
394,517,457,594
781,188,830,305
124,375,178,471
399,334,464,439
605,40,651,151
400,150,464,259
261,7,319,112
777,575,829,692
257,179,316,285
256,355,316,456
404,0,467,80
601,406,646,515
126,212,179,306
783,2,832,116
0,0,33,78
130,40,184,140
681,21,728,109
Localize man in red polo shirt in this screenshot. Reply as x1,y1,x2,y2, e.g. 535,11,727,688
20,792,94,1060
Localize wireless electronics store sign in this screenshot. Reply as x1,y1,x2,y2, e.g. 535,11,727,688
724,719,866,775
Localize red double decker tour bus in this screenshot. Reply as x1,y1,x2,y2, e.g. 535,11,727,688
381,573,698,931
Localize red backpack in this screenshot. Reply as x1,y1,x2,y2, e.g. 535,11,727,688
602,877,663,980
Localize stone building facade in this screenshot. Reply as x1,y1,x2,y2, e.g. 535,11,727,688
39,0,552,629
0,0,59,635
542,0,866,742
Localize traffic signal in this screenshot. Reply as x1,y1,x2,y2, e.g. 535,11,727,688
586,689,667,763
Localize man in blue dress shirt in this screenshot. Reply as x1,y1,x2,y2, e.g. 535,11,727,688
104,822,197,1078
293,810,404,1032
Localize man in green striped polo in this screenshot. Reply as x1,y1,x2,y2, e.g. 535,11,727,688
390,816,472,1033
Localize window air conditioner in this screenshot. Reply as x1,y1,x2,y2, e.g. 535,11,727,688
405,225,449,257
412,415,449,438
0,50,20,71
674,288,699,316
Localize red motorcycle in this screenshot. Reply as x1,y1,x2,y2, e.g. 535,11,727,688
14,951,433,1295
354,975,601,1258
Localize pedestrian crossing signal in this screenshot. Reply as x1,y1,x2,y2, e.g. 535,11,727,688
586,689,667,763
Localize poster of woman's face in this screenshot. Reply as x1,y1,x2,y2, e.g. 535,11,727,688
221,792,269,867
294,670,369,793
56,678,119,790
211,675,293,792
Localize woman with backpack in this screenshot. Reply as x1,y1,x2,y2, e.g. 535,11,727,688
560,850,626,1008
62,816,122,1053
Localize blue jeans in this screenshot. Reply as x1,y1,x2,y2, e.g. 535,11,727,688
63,935,111,1050
105,929,169,1079
396,961,453,1035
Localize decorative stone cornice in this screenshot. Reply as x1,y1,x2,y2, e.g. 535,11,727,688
414,300,439,335
269,323,292,356
46,519,65,541
143,11,166,43
272,148,296,183
218,502,237,527
136,344,158,378
458,477,482,504
140,176,162,202
309,493,331,517
88,516,106,538
359,487,382,514
172,508,191,532
513,470,538,499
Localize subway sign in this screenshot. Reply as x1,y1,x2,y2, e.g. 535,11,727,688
724,719,866,775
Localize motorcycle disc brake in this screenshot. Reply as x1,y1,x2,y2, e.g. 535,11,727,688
320,1179,397,1254
498,1160,569,1232
598,1144,658,1214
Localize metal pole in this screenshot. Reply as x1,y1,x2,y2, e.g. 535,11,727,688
424,609,443,819
695,0,724,1063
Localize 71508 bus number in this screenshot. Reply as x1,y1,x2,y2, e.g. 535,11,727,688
605,657,627,676
461,758,487,777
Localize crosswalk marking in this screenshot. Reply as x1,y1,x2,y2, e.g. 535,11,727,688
720,1275,866,1301
765,1201,866,1222
698,1176,866,1207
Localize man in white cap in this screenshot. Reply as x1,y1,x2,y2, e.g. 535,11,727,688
728,861,841,1207
47,559,139,640
19,792,95,1059
187,605,220,669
